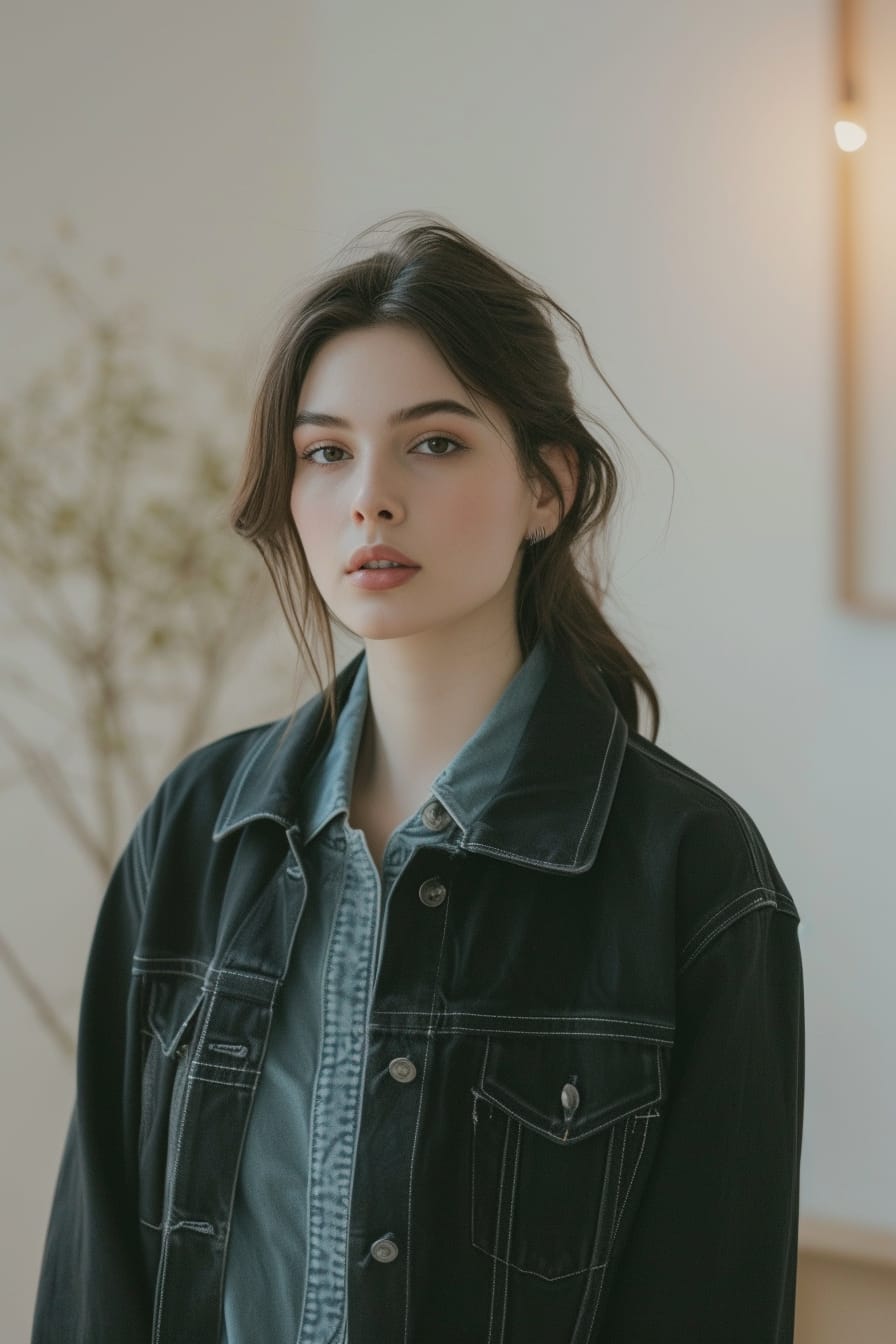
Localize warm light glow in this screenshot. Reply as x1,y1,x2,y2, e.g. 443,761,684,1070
834,118,868,151
834,94,867,151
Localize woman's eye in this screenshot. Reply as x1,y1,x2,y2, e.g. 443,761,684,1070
413,435,464,456
301,445,348,464
299,435,465,466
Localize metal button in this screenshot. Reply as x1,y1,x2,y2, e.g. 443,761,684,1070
421,799,451,831
418,877,447,908
370,1236,399,1263
388,1056,417,1084
561,1082,580,1117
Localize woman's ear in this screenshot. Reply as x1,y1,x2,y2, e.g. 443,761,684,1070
535,442,579,530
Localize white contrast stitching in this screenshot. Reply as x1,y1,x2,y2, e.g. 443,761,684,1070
611,1113,652,1241
133,956,209,969
134,811,152,905
682,887,782,957
583,1110,653,1341
580,1121,627,1340
213,967,279,986
373,1009,673,1028
471,1084,658,1146
473,1245,610,1282
214,973,279,1343
570,707,623,869
679,899,777,973
371,1026,674,1044
181,1071,252,1091
610,1120,628,1249
402,1026,432,1344
152,964,220,1342
403,882,451,1344
471,1094,479,1252
626,736,773,882
498,1124,522,1343
486,1118,511,1344
187,1061,260,1076
470,1041,625,1282
215,721,283,831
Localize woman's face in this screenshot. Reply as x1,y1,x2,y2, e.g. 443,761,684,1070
290,323,544,646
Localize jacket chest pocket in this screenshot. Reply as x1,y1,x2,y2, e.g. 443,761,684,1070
136,972,208,1228
470,1033,663,1281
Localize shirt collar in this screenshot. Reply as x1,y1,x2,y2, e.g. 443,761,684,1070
212,636,628,874
295,634,552,845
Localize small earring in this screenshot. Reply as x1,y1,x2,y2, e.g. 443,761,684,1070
525,525,547,546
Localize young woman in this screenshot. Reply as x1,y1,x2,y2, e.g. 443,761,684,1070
31,213,805,1344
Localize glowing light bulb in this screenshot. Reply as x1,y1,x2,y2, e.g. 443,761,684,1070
835,119,868,151
834,99,867,151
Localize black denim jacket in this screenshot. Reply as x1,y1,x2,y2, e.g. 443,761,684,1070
31,641,805,1343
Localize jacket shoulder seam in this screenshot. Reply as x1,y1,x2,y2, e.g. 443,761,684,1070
678,893,796,976
682,886,799,961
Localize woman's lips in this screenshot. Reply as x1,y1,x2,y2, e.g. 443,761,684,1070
347,565,421,591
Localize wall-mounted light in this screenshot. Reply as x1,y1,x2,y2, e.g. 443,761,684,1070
834,99,867,152
834,0,867,151
834,0,896,618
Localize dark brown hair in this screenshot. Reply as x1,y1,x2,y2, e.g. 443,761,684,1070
231,210,668,749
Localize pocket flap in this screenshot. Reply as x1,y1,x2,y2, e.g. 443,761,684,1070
144,975,207,1058
473,1034,662,1144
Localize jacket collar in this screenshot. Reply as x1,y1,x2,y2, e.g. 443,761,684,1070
212,638,629,874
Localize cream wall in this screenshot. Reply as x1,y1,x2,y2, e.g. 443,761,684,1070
2,0,893,1336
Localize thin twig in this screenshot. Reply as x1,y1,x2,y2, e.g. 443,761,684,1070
0,709,108,875
0,931,75,1057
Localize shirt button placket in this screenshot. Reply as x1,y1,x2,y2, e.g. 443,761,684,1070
363,798,447,1311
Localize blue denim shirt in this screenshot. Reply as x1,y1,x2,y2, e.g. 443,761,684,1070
221,636,551,1343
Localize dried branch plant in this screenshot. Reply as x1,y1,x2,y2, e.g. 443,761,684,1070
0,225,285,1053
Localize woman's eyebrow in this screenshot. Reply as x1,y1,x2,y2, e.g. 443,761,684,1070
293,398,481,429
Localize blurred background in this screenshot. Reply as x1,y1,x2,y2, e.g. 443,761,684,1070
2,0,894,1338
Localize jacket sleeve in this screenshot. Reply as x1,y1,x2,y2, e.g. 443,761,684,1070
598,902,805,1343
31,804,155,1344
